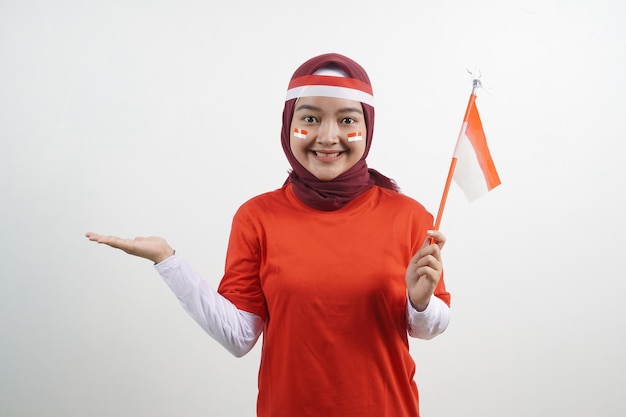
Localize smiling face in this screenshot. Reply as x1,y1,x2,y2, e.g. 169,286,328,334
289,96,367,181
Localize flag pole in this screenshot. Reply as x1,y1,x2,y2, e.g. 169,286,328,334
432,78,481,231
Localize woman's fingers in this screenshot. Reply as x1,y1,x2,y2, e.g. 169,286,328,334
85,232,141,257
86,232,132,250
85,232,100,241
426,230,446,250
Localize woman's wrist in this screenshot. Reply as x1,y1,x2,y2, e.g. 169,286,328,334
154,248,175,264
409,296,430,312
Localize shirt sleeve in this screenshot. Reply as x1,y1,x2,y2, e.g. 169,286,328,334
154,254,264,357
406,294,450,340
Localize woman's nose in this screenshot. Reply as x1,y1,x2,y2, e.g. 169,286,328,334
316,121,340,145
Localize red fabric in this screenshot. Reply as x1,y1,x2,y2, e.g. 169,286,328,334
281,53,399,211
288,74,374,95
218,184,450,417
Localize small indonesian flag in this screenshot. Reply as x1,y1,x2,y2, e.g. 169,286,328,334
452,94,501,202
347,131,363,142
293,128,308,139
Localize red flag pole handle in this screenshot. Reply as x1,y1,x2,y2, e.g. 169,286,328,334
433,157,457,231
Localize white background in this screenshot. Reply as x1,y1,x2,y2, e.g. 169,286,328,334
1,0,625,416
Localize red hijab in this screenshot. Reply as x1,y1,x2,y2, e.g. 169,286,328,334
281,53,399,211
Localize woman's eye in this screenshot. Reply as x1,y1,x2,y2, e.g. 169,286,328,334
304,116,317,123
341,117,356,124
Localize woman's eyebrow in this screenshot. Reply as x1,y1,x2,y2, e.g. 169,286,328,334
294,104,363,115
337,107,363,114
294,104,322,112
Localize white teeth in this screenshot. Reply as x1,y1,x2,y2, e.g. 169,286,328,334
315,152,340,157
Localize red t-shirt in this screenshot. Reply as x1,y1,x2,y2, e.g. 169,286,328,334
218,184,450,417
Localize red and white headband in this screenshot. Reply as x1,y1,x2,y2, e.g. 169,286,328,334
285,68,375,107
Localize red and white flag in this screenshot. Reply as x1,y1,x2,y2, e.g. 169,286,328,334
293,128,308,139
452,93,501,202
347,131,363,142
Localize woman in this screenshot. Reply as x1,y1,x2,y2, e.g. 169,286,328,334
86,53,451,417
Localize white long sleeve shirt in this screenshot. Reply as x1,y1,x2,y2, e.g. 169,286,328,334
155,254,450,357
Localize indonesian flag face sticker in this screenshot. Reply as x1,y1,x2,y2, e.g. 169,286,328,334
293,128,308,139
347,131,363,142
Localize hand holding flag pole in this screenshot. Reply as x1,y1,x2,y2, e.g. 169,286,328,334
432,76,501,233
